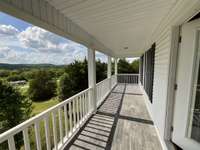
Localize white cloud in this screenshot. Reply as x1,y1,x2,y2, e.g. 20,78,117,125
96,51,107,62
126,57,139,63
0,25,88,64
0,24,19,36
18,26,70,53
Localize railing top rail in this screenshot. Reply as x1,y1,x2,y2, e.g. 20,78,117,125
96,77,110,86
117,73,139,75
0,87,91,143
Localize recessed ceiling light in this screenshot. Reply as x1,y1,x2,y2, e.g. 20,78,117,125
124,47,128,50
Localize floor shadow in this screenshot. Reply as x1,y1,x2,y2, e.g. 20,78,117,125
64,84,153,150
112,91,143,96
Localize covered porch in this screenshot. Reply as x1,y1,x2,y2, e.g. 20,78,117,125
0,0,200,150
65,84,161,150
0,74,162,150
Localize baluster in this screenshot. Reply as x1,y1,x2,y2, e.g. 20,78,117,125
97,86,99,103
83,93,86,118
58,107,63,144
85,92,87,116
76,97,80,126
69,101,73,135
86,91,89,115
44,115,51,150
23,128,31,150
8,136,16,150
80,94,83,121
52,111,58,150
134,75,136,83
64,105,68,137
72,99,76,130
34,121,42,150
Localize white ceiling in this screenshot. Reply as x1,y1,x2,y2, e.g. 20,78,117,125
47,0,177,57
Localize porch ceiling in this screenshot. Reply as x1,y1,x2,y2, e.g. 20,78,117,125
0,0,178,57
47,0,177,57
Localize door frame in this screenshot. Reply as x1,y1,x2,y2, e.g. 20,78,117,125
165,18,200,149
164,26,180,150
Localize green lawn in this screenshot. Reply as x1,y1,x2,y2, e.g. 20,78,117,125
32,97,60,115
17,83,60,115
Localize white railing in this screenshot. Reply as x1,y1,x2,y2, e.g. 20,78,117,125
117,74,139,84
111,75,117,88
96,75,117,106
0,88,92,150
0,75,118,150
96,78,110,106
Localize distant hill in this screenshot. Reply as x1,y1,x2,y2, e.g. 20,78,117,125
0,63,65,70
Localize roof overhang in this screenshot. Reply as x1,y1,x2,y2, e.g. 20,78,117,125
0,0,199,57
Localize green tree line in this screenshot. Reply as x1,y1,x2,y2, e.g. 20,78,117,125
0,58,139,149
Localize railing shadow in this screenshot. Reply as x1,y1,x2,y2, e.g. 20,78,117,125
64,84,153,150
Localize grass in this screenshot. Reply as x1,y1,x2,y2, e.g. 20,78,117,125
32,97,60,115
17,84,61,149
17,83,60,115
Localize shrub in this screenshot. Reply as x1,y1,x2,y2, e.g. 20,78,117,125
58,73,74,101
0,70,10,78
28,70,56,101
6,74,26,81
0,80,32,149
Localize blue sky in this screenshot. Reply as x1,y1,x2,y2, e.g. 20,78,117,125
0,12,109,64
0,12,136,64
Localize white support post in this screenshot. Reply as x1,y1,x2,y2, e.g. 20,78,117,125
107,56,112,78
107,56,112,90
114,58,118,85
87,48,97,112
114,58,118,75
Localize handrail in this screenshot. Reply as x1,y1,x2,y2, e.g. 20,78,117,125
96,77,110,86
0,88,92,143
117,73,139,75
0,87,92,150
0,76,118,150
117,74,139,84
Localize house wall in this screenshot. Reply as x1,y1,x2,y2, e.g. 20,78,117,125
143,1,200,149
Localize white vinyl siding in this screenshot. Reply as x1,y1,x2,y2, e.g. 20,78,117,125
153,28,171,138
147,1,200,149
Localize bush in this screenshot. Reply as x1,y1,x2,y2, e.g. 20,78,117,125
58,73,74,101
131,59,139,73
6,74,26,81
28,70,56,101
0,80,32,149
96,60,107,82
0,70,10,78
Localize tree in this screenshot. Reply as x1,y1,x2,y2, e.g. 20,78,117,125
6,74,26,81
63,59,88,98
118,59,139,74
28,70,56,101
57,59,109,101
58,73,74,100
0,80,32,149
131,59,139,73
0,70,10,78
96,60,107,82
118,59,133,73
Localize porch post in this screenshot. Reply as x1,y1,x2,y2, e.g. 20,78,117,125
87,48,97,112
107,56,112,90
114,58,118,75
107,56,112,78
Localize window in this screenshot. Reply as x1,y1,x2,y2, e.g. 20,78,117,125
141,43,155,102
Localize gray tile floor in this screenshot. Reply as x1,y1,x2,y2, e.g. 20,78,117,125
64,84,162,150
